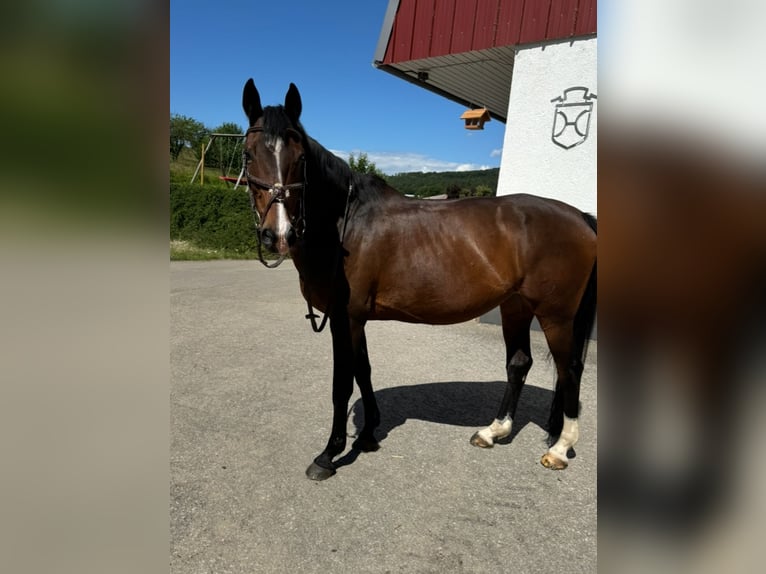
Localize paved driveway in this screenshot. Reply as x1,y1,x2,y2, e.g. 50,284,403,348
171,260,597,573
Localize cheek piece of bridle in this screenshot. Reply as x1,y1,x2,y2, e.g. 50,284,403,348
243,126,307,269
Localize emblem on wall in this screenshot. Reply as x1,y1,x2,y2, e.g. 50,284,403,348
550,87,597,150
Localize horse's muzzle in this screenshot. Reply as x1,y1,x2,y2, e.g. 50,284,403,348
261,226,296,255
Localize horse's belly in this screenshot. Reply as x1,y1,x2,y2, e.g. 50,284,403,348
367,283,512,324
369,303,504,324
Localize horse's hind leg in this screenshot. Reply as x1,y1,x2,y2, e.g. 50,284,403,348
350,320,380,452
538,320,584,470
470,297,533,448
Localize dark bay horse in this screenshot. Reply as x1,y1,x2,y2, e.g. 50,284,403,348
241,80,597,481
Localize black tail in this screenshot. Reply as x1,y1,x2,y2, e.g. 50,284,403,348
573,213,597,363
548,212,597,438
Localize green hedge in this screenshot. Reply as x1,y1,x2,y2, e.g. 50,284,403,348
170,181,260,254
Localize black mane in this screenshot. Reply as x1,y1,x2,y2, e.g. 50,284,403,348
306,136,354,193
260,105,300,145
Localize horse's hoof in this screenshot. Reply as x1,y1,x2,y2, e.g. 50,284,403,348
540,452,568,470
352,435,380,452
306,462,336,481
470,431,494,448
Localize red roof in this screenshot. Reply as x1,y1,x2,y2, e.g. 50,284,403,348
374,0,597,122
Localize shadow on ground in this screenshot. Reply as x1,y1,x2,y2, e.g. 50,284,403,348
349,380,554,447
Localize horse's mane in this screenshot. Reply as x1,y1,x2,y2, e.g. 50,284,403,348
306,135,390,207
306,136,353,190
260,105,389,207
259,106,294,144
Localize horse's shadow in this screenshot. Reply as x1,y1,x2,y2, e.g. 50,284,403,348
336,381,554,468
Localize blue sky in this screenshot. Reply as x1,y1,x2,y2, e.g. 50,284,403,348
170,0,505,174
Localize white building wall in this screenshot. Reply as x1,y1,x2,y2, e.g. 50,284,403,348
497,37,597,215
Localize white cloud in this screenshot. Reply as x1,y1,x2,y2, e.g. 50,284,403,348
490,148,503,158
331,149,496,175
455,163,491,172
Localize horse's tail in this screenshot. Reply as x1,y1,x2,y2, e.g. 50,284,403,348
548,212,597,438
574,212,597,363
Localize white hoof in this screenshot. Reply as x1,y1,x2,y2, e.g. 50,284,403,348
471,417,512,447
543,415,579,470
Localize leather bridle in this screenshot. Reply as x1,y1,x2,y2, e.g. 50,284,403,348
243,125,306,268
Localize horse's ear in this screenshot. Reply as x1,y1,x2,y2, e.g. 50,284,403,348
284,83,302,123
242,78,263,126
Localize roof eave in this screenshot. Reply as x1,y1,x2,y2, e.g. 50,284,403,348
372,61,508,123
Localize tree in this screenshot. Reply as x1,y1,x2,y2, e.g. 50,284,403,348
170,114,208,161
348,152,385,178
473,184,494,197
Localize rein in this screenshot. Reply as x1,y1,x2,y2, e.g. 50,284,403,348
243,125,354,333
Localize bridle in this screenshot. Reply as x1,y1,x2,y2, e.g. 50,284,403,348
243,124,355,333
243,125,307,268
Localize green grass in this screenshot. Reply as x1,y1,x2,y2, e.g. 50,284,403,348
170,239,261,261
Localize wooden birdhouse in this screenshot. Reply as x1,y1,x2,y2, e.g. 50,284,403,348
460,108,491,130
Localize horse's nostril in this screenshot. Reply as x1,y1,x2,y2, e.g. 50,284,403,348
286,226,297,246
261,228,276,247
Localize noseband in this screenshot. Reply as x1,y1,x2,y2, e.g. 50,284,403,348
243,125,307,268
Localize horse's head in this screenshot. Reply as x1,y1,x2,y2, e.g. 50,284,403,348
242,79,307,256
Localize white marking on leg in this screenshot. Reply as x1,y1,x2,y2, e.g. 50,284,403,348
547,415,579,462
477,416,512,444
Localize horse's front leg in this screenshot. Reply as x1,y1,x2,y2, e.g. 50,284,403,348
305,310,354,481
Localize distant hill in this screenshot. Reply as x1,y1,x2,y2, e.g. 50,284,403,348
385,168,500,198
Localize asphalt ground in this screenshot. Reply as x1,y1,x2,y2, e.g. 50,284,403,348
171,260,597,573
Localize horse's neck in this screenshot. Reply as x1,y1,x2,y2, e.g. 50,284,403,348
305,154,352,224
290,234,340,289
291,165,349,286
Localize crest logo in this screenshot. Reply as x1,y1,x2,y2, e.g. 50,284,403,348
550,87,597,150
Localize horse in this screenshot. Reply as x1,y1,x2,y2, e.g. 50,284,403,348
241,79,597,481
